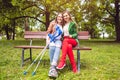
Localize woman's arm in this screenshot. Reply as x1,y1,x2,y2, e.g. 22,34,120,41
47,20,56,33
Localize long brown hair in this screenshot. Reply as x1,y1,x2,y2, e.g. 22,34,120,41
55,12,64,26
47,12,63,33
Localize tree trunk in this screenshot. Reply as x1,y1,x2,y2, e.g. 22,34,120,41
45,11,50,30
12,19,15,40
25,17,29,31
103,33,105,39
115,0,120,41
4,25,10,40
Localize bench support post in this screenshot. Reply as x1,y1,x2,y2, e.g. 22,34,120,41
21,48,25,67
21,48,33,67
30,48,32,61
77,50,80,72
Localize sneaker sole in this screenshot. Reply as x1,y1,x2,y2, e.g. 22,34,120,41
48,74,58,77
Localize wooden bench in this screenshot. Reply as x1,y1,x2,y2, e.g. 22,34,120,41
14,31,92,72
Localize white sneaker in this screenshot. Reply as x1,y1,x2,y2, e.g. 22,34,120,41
48,68,58,77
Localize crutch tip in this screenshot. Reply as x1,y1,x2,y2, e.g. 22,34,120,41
23,71,27,75
32,72,36,76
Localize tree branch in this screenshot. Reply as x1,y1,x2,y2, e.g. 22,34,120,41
13,16,45,24
22,3,45,12
106,8,115,17
2,14,45,25
22,4,36,10
105,0,115,18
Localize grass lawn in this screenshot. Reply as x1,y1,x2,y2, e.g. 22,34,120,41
0,39,120,80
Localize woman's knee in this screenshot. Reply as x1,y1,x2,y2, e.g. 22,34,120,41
67,44,72,49
63,39,68,44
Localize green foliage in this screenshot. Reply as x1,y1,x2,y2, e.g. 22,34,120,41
0,0,119,40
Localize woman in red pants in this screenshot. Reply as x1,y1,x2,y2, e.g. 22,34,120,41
56,11,78,73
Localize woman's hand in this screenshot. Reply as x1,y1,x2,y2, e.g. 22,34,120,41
69,35,72,38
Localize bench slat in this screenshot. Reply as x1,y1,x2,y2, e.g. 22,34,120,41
77,31,90,39
24,35,46,39
24,31,47,39
24,31,90,40
14,45,91,50
78,36,90,39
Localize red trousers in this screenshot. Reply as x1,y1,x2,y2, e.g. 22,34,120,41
60,37,78,72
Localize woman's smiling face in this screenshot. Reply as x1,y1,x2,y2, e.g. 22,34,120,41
63,12,71,23
57,13,63,24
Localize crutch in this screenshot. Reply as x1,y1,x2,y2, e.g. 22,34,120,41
31,44,48,76
24,25,62,75
23,44,49,75
31,25,62,76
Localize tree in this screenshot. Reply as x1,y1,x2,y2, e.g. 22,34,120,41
0,0,74,40
79,0,103,38
0,0,17,40
11,0,74,29
1,0,119,41
104,0,120,41
114,0,120,41
78,0,119,40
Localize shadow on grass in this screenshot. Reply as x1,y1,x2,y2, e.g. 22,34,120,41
80,59,91,70
34,59,50,67
56,59,91,77
49,77,57,80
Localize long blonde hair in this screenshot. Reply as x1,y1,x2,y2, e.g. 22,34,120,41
62,11,78,32
62,11,72,25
